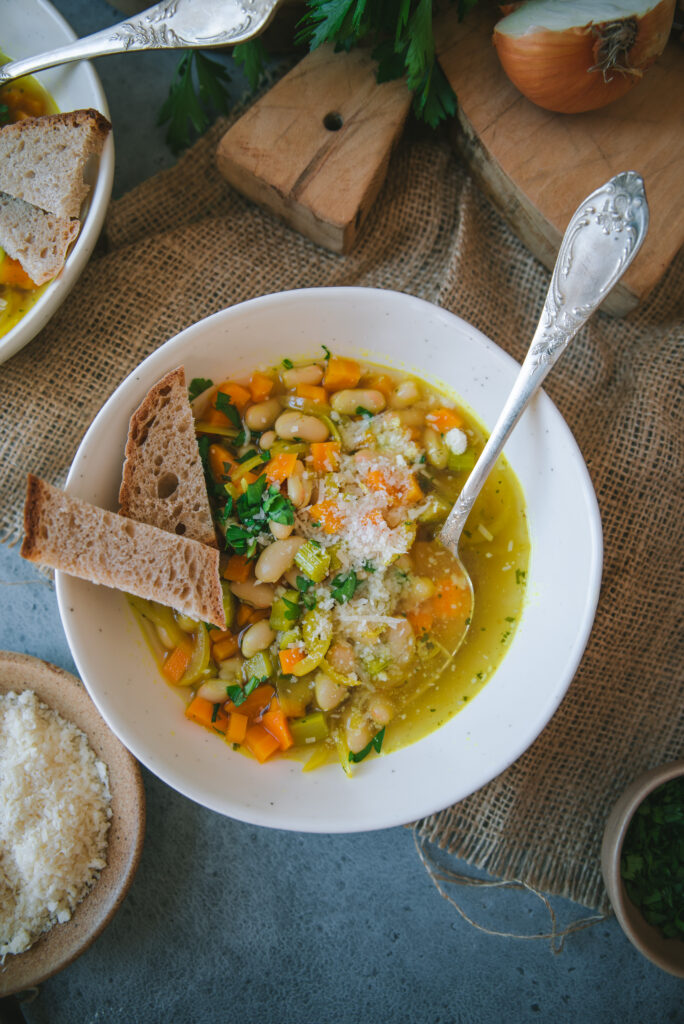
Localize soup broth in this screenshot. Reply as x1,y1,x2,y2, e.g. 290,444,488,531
131,353,530,773
0,56,57,338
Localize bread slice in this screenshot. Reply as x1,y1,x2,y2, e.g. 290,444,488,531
21,476,226,629
119,367,218,548
0,192,80,285
0,109,112,219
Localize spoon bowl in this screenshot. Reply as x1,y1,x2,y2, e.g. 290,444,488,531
439,171,649,660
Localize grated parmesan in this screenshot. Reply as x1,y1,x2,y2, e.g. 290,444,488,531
0,690,111,958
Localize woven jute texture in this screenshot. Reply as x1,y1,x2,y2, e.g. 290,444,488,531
1,117,682,911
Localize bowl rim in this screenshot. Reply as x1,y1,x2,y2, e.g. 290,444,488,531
601,759,684,977
0,0,115,365
56,286,603,831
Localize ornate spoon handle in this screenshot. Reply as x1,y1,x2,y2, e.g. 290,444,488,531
0,0,282,85
439,171,649,554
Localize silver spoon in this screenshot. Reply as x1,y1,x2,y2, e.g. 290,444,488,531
438,171,649,654
0,0,283,85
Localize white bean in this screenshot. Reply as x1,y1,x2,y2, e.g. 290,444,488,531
259,429,276,450
245,398,282,431
331,389,386,416
345,718,373,755
368,695,395,726
275,410,329,442
423,426,448,469
287,460,313,508
197,677,229,702
218,657,243,680
255,537,305,583
241,620,276,659
390,380,420,409
269,520,293,540
327,641,356,674
405,575,436,607
315,671,348,712
282,364,324,388
230,580,276,608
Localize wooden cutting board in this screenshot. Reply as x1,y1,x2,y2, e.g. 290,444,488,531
435,6,684,317
216,44,412,254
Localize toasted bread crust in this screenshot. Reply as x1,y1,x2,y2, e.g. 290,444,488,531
119,367,218,548
21,475,226,629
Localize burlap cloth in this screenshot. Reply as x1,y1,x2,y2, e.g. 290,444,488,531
1,115,682,912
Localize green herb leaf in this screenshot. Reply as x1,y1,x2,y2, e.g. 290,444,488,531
211,703,220,723
0,103,10,125
224,523,257,557
215,391,242,430
355,406,373,417
282,358,294,369
331,570,357,604
244,674,262,695
226,683,247,706
188,377,213,403
295,575,317,609
348,726,385,763
232,38,268,91
362,559,376,573
321,344,331,360
158,50,231,153
238,448,260,463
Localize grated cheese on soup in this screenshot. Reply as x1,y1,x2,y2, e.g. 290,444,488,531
0,690,111,958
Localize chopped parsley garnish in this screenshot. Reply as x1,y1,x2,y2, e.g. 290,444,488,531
211,703,220,723
516,569,527,585
295,575,317,610
225,675,263,707
355,406,373,418
224,524,257,557
259,449,271,461
362,559,376,573
197,435,228,500
331,570,357,605
223,475,295,556
282,597,300,621
505,616,516,623
621,778,684,939
282,358,294,369
158,50,231,152
0,103,9,125
215,391,242,429
188,377,213,402
348,727,385,763
321,344,331,360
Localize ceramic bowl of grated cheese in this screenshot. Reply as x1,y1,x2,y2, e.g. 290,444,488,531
0,651,144,996
56,287,602,832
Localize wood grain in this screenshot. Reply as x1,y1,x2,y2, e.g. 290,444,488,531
216,44,412,254
436,7,684,316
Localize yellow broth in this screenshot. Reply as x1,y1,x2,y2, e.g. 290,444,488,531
132,354,530,772
0,55,57,338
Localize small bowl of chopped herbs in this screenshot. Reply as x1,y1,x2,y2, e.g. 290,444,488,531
601,760,684,977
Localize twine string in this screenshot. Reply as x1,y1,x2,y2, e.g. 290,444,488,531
413,827,609,954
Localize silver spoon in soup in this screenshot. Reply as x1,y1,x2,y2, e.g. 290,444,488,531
438,171,649,660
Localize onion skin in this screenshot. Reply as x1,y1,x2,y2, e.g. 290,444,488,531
493,0,676,114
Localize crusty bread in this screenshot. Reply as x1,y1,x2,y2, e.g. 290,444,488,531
0,109,112,220
21,476,226,630
119,367,218,548
0,192,80,285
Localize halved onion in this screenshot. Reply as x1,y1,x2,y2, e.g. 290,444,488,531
493,0,676,114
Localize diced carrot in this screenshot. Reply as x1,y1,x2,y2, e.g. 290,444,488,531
226,712,248,744
205,406,234,428
209,628,233,643
406,608,434,635
426,407,463,434
262,699,294,751
365,374,394,399
428,577,470,618
323,356,361,392
236,602,253,628
0,255,37,289
310,442,341,473
402,473,424,504
279,648,307,673
364,469,422,505
184,695,228,732
296,383,328,404
223,555,253,583
244,724,280,763
249,372,274,402
212,635,240,662
216,381,252,412
266,452,298,483
225,684,275,719
162,645,191,684
209,443,236,482
361,508,385,527
307,500,345,534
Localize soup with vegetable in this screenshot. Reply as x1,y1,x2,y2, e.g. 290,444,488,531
0,55,57,338
132,353,529,773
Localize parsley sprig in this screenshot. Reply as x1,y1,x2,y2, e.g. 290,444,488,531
331,570,357,605
158,50,232,153
225,475,296,558
188,377,213,403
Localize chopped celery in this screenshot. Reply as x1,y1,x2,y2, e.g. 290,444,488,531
295,540,331,583
319,413,342,443
220,581,236,629
417,494,451,524
244,650,274,681
279,627,301,650
270,440,307,456
269,590,300,630
290,712,329,745
448,450,476,472
194,421,239,438
291,610,333,677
